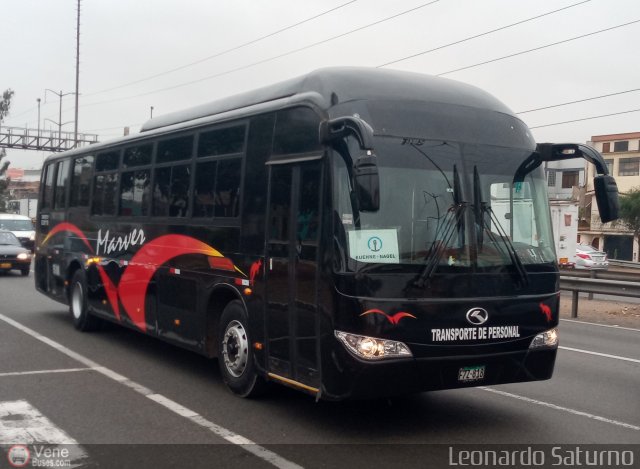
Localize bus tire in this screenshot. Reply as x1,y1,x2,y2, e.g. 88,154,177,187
217,300,265,398
69,269,100,332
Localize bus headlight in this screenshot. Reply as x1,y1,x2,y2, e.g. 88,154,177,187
335,331,412,360
529,328,559,349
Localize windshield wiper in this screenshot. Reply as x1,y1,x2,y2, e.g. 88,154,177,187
414,202,467,288
415,165,466,288
472,166,528,286
487,207,528,286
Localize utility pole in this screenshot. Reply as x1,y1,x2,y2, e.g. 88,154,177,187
74,0,81,148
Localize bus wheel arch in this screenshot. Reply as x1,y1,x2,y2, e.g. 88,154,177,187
65,260,84,302
204,285,245,358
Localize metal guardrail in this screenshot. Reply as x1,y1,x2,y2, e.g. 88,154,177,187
559,275,640,318
609,259,640,269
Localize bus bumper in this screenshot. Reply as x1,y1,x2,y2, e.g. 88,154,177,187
321,347,557,400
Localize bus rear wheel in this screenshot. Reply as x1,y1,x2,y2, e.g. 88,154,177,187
217,300,265,397
69,269,101,332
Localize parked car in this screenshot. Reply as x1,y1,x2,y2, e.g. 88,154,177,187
0,230,32,276
575,244,609,270
0,213,36,251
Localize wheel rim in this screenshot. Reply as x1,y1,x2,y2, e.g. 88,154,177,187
222,320,249,378
71,282,83,320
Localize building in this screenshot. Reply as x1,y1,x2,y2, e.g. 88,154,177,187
545,159,584,267
582,132,640,261
545,159,585,201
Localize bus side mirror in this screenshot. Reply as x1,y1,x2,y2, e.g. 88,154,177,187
594,175,619,223
321,116,380,211
320,116,374,149
536,142,620,223
354,152,380,212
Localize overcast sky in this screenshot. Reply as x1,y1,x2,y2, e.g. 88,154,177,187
2,0,640,169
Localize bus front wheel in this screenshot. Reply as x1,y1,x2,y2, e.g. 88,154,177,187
69,269,101,332
217,300,265,397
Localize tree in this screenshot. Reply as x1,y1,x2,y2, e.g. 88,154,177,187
617,187,640,239
0,89,14,211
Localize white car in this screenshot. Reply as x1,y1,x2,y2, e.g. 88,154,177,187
575,244,609,270
0,213,35,251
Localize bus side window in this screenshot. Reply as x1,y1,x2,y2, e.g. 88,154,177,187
69,155,94,207
193,158,241,218
193,161,217,217
215,159,241,217
92,150,121,217
152,164,190,217
272,107,323,155
120,169,150,216
41,163,56,209
157,135,193,163
53,159,71,210
92,173,118,216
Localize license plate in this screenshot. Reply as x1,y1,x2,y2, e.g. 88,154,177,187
458,365,485,382
0,263,11,269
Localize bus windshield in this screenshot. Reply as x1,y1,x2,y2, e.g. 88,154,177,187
332,136,556,273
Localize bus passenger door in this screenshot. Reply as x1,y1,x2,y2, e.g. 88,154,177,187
266,161,322,391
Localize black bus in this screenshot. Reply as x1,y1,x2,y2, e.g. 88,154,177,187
35,68,619,400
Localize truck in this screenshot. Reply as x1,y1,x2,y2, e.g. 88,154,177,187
7,198,38,219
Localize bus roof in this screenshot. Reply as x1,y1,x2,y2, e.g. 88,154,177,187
45,67,521,163
140,67,515,132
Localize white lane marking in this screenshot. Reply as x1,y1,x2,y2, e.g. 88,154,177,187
149,393,304,467
0,313,302,469
147,394,199,418
0,400,88,464
0,368,92,378
559,346,640,364
479,387,640,431
560,318,640,332
0,400,78,444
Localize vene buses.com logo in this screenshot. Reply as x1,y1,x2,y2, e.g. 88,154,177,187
7,445,30,468
466,307,489,326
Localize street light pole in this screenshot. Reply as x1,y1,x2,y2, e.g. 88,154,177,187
36,98,41,148
45,89,76,146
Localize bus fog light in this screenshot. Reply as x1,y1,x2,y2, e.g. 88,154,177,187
335,331,412,360
529,328,558,349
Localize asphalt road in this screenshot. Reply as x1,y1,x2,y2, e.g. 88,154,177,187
0,269,638,468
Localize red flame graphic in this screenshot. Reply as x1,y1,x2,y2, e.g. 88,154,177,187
249,259,263,283
539,303,552,322
42,225,243,332
119,235,225,330
360,309,416,325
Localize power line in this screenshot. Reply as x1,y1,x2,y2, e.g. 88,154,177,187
529,108,640,129
437,19,640,76
516,88,640,114
84,0,358,97
377,0,591,68
81,0,442,108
